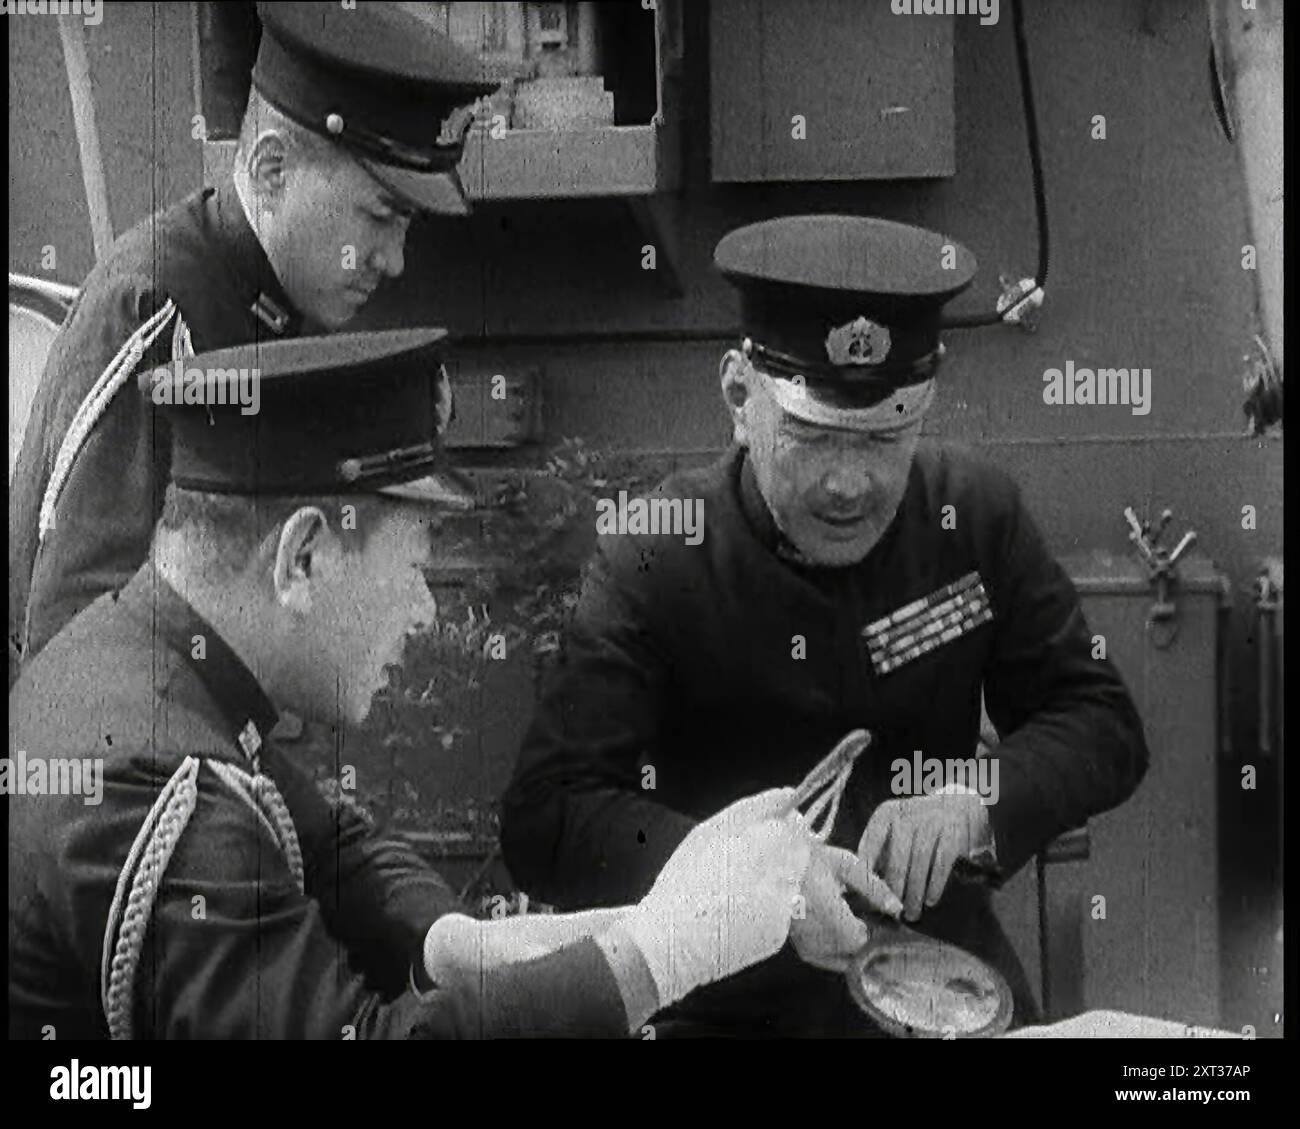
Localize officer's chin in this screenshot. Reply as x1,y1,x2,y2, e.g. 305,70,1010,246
349,675,388,728
306,294,364,333
789,526,877,568
290,674,374,731
291,696,367,732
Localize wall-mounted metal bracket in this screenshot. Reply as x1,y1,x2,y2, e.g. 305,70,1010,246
1241,333,1282,436
1124,506,1198,647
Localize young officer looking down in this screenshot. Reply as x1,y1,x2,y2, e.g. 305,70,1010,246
8,330,820,1039
11,1,496,676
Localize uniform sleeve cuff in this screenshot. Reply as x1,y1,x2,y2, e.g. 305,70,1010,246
593,923,662,1034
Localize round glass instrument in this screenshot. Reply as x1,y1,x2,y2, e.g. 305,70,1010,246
847,934,1014,1038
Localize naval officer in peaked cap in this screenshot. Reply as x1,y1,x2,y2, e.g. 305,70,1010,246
503,215,1150,1035
11,0,498,679
8,329,821,1039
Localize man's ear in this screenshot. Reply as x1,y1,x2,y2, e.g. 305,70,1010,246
273,507,331,614
246,130,290,208
719,349,753,446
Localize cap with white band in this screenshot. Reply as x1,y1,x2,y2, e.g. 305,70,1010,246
715,215,978,433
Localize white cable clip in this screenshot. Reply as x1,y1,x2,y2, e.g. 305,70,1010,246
996,275,1045,330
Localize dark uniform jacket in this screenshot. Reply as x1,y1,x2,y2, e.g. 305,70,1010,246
9,182,304,670
502,443,1150,1034
8,567,630,1039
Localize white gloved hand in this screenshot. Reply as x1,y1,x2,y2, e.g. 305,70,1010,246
617,788,814,1008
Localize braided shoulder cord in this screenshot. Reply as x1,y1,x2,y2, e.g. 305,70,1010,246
38,298,177,541
101,754,200,1040
253,774,305,893
207,760,305,894
100,757,305,1040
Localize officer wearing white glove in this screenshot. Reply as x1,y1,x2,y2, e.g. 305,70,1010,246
422,788,813,1032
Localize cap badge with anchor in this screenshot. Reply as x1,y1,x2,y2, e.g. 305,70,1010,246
716,214,978,433
825,316,892,367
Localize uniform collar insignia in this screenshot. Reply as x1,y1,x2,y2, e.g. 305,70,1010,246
252,293,291,335
237,720,263,764
128,566,281,758
213,182,302,338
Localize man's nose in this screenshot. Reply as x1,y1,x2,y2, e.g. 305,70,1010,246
371,227,408,279
822,458,870,499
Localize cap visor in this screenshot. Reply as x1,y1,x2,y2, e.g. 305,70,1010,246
360,157,472,216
